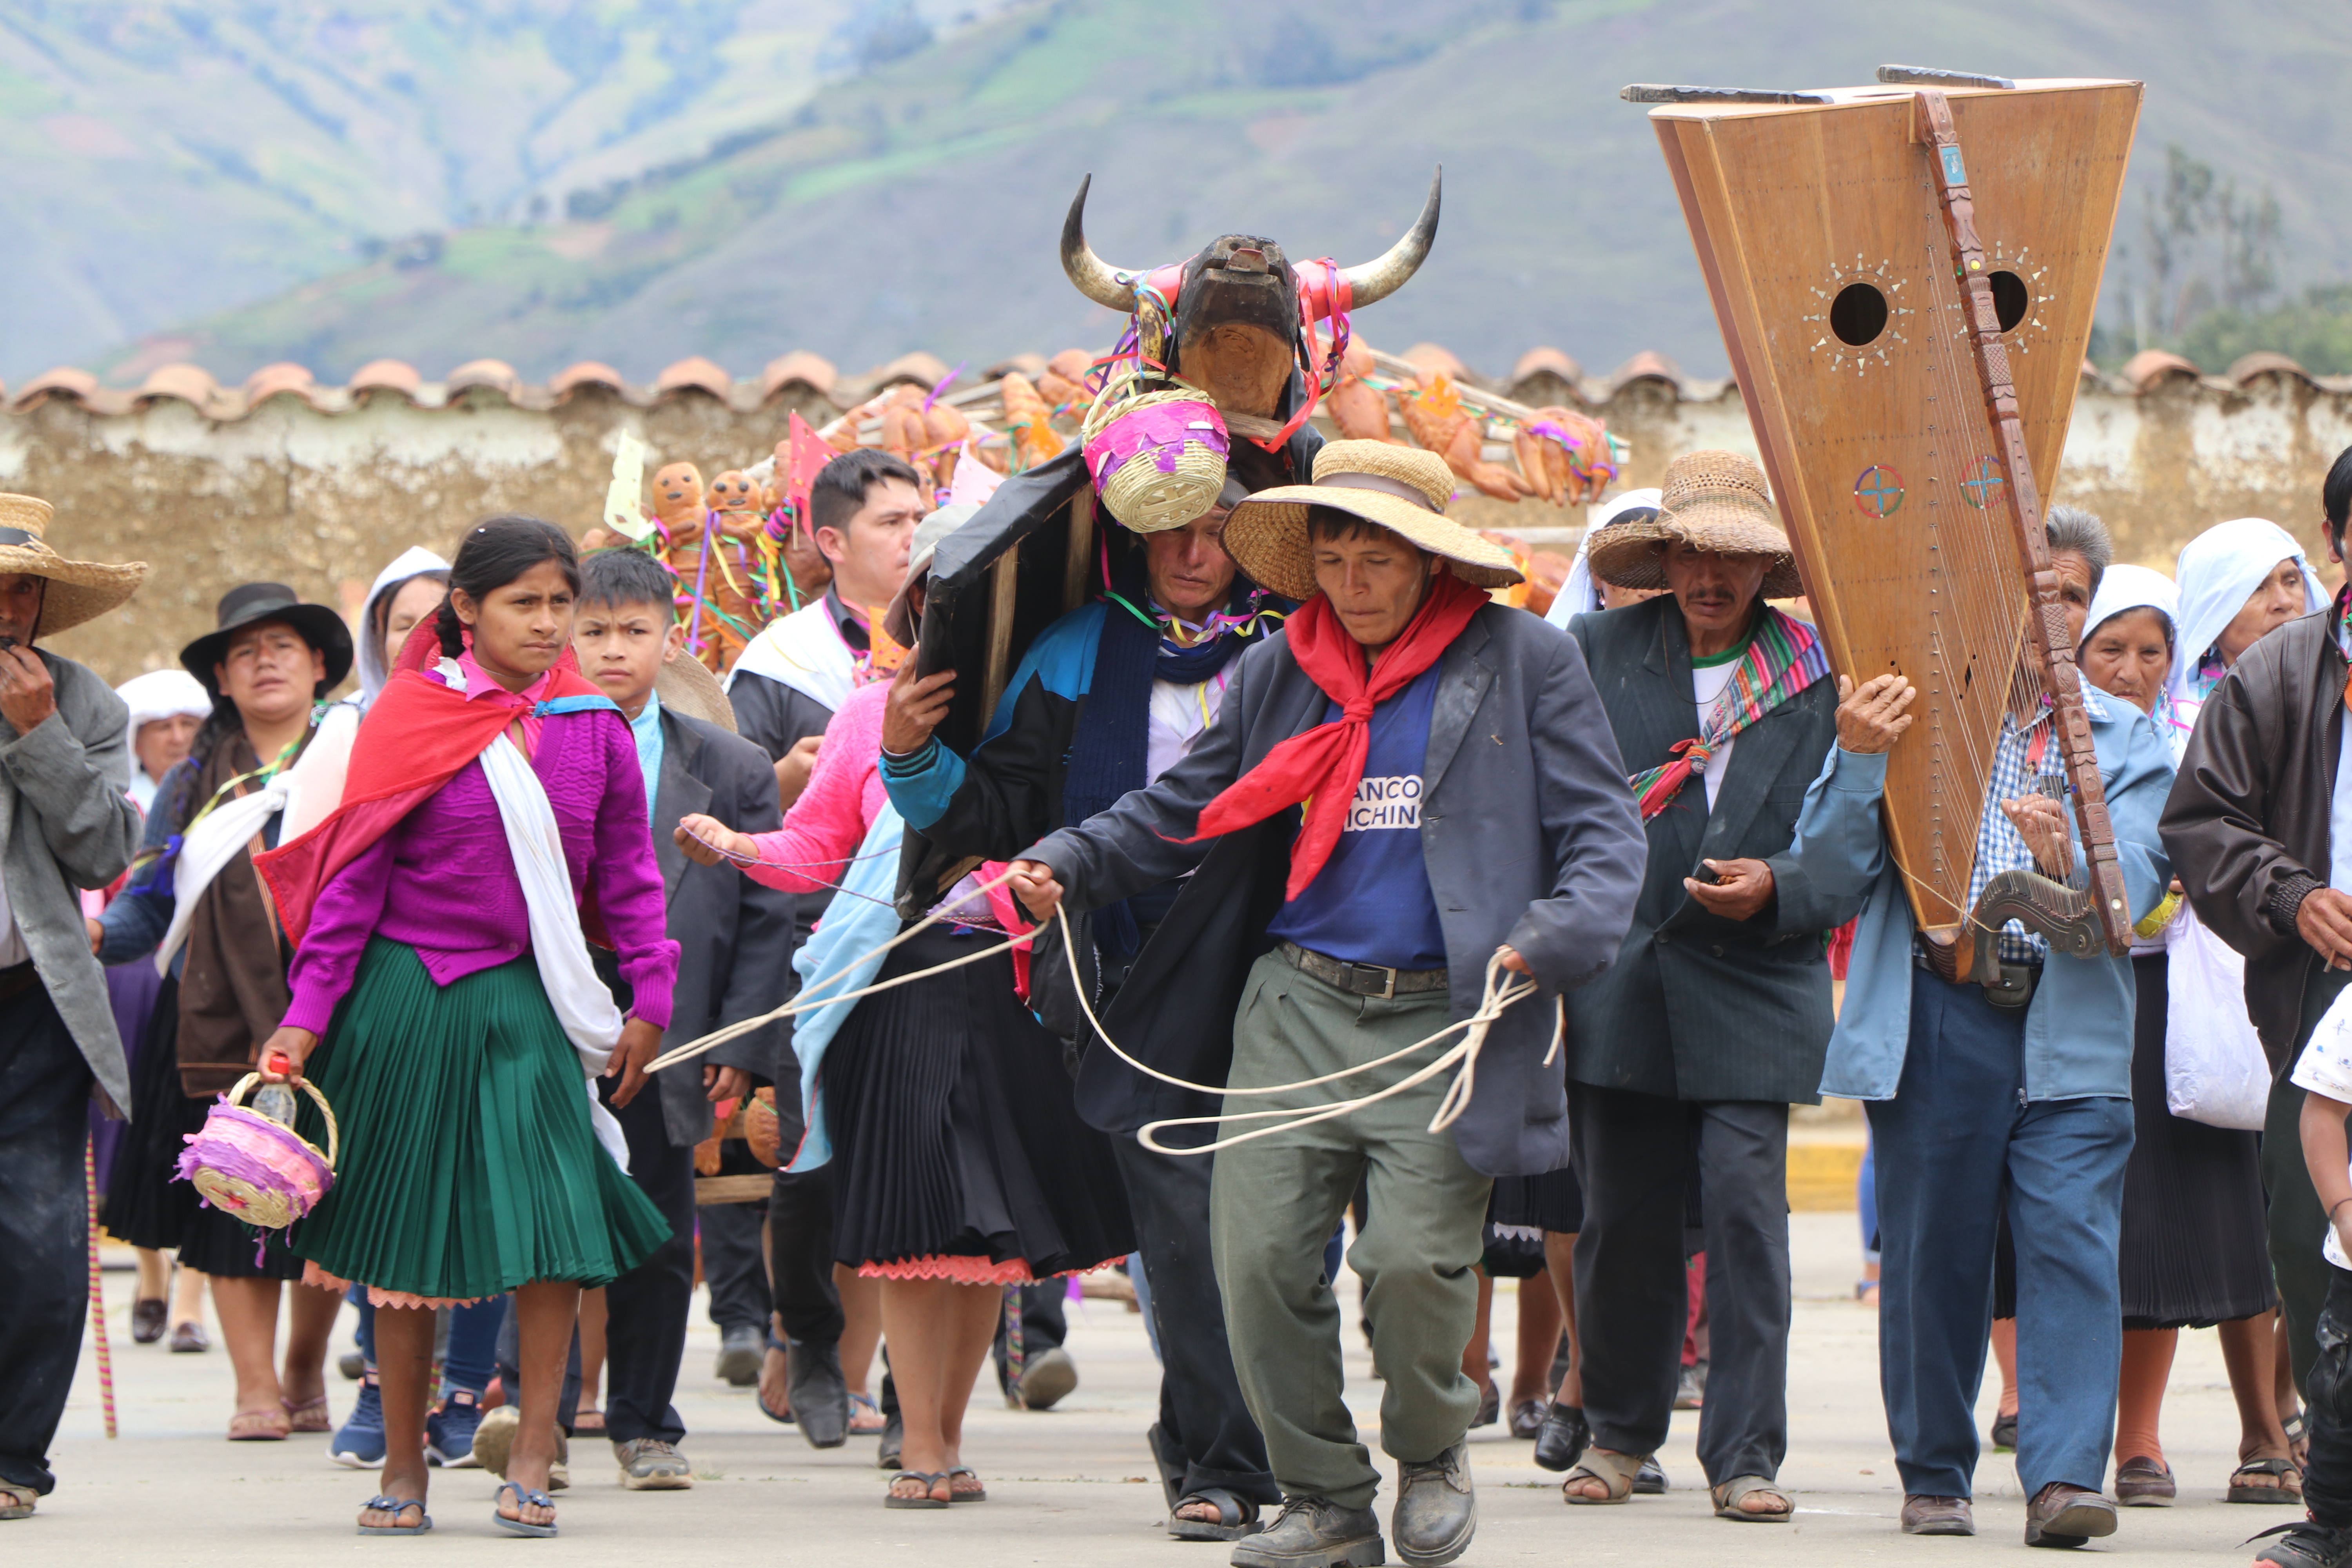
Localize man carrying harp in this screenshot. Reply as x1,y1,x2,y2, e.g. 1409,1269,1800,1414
1787,506,2173,1545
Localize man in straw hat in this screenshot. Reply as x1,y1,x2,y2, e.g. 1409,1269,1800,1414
1785,505,2172,1544
1005,440,1645,1568
1550,451,1853,1521
878,477,1286,1537
0,493,147,1522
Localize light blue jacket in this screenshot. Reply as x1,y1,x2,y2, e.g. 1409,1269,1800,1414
1789,686,2174,1102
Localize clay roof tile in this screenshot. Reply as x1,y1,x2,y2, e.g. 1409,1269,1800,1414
760,352,837,401
2228,350,2313,387
654,356,733,401
1399,343,1469,379
134,363,221,406
350,359,423,397
550,361,628,400
2120,349,2200,393
12,365,100,412
1606,351,1684,392
1511,347,1584,387
446,359,520,396
241,362,318,407
869,351,953,390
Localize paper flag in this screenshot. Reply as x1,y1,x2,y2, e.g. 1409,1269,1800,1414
603,431,652,540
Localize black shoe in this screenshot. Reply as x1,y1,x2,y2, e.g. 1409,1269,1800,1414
1990,1412,2018,1452
1017,1347,1079,1410
1230,1496,1384,1568
1632,1456,1667,1495
715,1324,762,1387
338,1349,365,1381
1531,1404,1590,1473
787,1340,850,1449
1470,1382,1499,1428
1393,1440,1475,1568
2251,1521,2352,1568
2023,1483,2117,1548
1507,1399,1546,1440
877,1407,903,1471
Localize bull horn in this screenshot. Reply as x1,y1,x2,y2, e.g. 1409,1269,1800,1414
1337,167,1442,308
1059,174,1138,310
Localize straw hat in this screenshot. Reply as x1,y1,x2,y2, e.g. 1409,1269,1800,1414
1588,450,1801,598
656,649,737,733
0,494,148,637
1221,441,1522,604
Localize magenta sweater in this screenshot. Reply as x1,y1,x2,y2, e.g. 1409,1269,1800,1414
281,705,680,1036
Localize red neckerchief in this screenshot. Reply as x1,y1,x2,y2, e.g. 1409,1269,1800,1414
255,621,609,946
1186,570,1485,899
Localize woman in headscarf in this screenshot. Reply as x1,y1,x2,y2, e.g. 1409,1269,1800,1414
2079,559,2297,1506
1544,489,1664,628
2169,517,2328,728
355,547,451,709
117,669,211,812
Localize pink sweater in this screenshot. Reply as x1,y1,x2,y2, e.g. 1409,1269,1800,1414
742,682,889,895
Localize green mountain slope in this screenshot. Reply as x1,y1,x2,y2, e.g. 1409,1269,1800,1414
60,0,2352,385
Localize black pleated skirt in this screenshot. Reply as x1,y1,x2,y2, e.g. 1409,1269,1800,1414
824,927,1134,1280
2118,953,2275,1329
98,971,304,1279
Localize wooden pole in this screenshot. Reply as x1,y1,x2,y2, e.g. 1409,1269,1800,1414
982,541,1021,725
1064,490,1095,612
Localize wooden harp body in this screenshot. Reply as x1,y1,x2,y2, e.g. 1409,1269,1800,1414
1646,76,2141,946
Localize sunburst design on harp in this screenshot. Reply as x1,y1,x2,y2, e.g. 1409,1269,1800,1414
1802,254,1915,376
1950,239,2054,356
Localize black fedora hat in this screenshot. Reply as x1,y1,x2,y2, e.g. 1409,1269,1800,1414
180,583,355,701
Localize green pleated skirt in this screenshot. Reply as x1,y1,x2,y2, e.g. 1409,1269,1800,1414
292,937,670,1304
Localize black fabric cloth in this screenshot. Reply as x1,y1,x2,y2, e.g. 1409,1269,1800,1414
1570,1084,1791,1484
0,982,92,1496
2119,953,2275,1329
1490,1167,1584,1236
2307,1265,2352,1527
100,972,197,1251
1564,597,1855,1103
768,1163,842,1344
599,1070,695,1447
824,927,1132,1276
699,1187,770,1334
2272,960,2352,1391
1114,1132,1280,1505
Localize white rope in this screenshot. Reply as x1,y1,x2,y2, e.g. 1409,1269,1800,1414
645,867,1559,1154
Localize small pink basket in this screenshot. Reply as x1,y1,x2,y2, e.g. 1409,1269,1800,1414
174,1073,339,1230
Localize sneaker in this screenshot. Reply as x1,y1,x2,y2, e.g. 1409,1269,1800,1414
329,1374,385,1468
1017,1346,1079,1411
1230,1495,1385,1568
1674,1360,1707,1411
2252,1521,2352,1568
426,1388,484,1468
615,1437,696,1490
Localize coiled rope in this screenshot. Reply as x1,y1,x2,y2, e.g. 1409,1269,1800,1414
644,864,1556,1153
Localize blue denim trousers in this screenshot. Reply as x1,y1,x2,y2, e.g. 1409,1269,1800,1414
1865,967,2133,1499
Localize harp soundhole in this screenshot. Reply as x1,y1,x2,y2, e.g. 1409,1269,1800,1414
1830,282,1891,346
1988,270,2030,332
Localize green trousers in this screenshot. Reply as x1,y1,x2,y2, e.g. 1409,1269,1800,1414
1209,949,1493,1510
2270,962,2352,1393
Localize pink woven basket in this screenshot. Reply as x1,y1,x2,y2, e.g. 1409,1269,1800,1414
174,1073,339,1230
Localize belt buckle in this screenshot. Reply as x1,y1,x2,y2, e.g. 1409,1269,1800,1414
1350,962,1397,1000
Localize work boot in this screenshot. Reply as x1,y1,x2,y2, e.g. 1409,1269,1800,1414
1392,1439,1475,1567
1230,1496,1385,1568
2023,1483,2116,1548
788,1339,851,1448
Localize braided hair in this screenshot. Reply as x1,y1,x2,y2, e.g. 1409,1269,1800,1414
436,515,581,659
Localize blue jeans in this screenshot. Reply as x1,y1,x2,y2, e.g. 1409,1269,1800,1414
1866,967,2132,1500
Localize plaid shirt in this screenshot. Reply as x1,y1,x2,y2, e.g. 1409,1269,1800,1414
1964,686,2108,963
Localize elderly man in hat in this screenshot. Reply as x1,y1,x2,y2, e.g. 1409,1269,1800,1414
1787,505,2171,1544
1004,441,1645,1568
1550,451,1853,1521
0,494,147,1522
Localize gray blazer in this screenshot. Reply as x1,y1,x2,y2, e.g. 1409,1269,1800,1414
1567,598,1857,1103
1027,603,1647,1177
5,654,141,1109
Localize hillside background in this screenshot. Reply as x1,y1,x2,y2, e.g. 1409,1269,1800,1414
5,0,2349,387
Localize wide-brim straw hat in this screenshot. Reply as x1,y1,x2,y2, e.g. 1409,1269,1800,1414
1588,449,1802,599
1222,441,1522,604
180,582,356,699
657,649,737,732
0,494,148,637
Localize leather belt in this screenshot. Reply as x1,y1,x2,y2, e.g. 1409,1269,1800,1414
1280,940,1448,1000
1915,943,2041,1011
0,959,42,1002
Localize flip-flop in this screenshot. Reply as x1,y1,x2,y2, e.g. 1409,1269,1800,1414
886,1471,951,1510
946,1466,987,1503
492,1481,557,1537
229,1406,291,1442
2230,1458,2303,1504
356,1496,431,1536
757,1333,795,1425
283,1393,332,1434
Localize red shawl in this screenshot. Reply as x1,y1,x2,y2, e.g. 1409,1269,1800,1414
1187,570,1486,899
254,622,610,946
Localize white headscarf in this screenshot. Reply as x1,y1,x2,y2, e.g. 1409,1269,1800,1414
2169,518,2327,715
2078,563,2183,757
356,545,451,705
1546,488,1664,629
115,668,213,811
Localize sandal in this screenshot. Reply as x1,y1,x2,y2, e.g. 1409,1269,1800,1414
1711,1474,1793,1523
2231,1457,2305,1504
849,1392,887,1434
572,1410,605,1437
229,1406,291,1442
1171,1486,1263,1541
946,1466,987,1503
757,1333,794,1425
0,1480,34,1521
283,1393,331,1434
886,1471,951,1510
356,1496,432,1537
1561,1447,1647,1505
492,1481,558,1537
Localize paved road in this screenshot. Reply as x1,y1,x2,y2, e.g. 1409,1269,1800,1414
16,1214,2280,1563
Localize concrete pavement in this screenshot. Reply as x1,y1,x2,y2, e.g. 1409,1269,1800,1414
13,1214,2280,1564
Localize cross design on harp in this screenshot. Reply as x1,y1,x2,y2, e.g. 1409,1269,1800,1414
1960,456,2005,510
1853,464,1905,518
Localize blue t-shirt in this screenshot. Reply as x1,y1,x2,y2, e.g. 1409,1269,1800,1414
1265,664,1448,970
